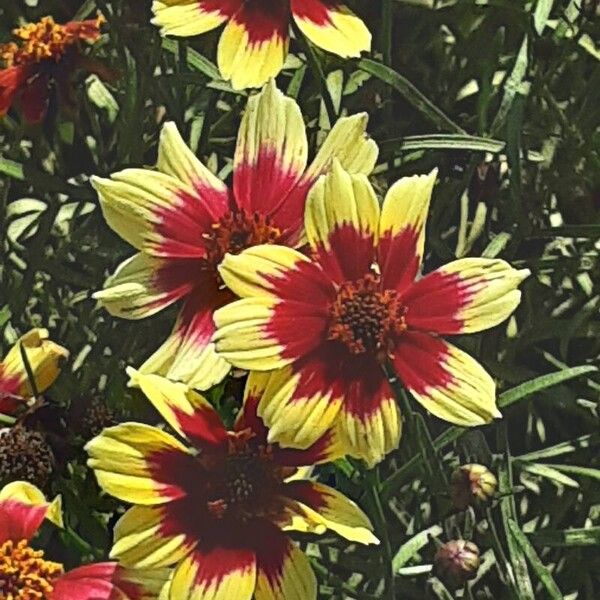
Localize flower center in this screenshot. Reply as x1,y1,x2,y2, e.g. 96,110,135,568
203,209,281,273
204,430,293,522
0,539,64,599
0,15,104,68
327,273,407,360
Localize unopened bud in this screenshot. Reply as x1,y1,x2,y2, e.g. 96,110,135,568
434,540,480,589
450,463,497,510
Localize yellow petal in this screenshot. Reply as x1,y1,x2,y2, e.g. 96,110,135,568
214,297,288,371
305,113,378,181
157,121,228,195
218,244,311,300
112,505,193,568
151,0,231,37
92,169,198,252
1,328,69,397
292,1,371,58
218,18,288,90
393,333,501,427
255,536,316,600
305,160,379,281
234,80,307,209
170,547,256,600
93,253,191,319
0,481,63,528
285,481,379,545
85,423,193,504
379,169,438,269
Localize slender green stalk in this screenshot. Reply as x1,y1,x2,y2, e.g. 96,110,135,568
366,468,396,600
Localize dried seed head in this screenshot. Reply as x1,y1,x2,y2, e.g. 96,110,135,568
81,398,118,438
0,425,54,488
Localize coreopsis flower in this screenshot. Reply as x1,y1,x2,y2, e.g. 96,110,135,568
213,162,531,465
0,15,104,123
151,0,371,90
0,480,167,599
0,328,68,416
86,372,378,600
92,81,377,390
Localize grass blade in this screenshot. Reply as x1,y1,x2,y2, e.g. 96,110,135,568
507,518,564,600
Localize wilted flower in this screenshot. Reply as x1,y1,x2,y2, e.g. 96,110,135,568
151,0,371,89
213,162,530,465
450,463,497,510
0,328,68,416
86,372,378,600
434,539,480,589
0,15,105,123
92,81,377,391
0,426,54,488
0,480,167,599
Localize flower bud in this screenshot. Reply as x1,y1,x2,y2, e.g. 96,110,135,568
0,426,54,488
434,540,480,589
450,463,497,510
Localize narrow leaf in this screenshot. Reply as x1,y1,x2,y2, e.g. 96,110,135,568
507,519,564,600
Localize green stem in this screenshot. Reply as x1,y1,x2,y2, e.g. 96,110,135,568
367,468,396,600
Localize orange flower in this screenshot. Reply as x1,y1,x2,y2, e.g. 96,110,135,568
0,15,104,123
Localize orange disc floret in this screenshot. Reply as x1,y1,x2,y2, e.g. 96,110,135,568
0,15,104,68
0,538,64,599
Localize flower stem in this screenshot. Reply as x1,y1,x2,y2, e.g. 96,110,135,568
366,467,396,600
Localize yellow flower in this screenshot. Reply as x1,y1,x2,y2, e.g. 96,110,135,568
151,0,371,89
92,81,377,391
0,328,68,415
86,373,378,600
213,163,530,465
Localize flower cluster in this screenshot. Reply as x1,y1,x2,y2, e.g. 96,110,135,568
0,6,532,599
0,15,105,122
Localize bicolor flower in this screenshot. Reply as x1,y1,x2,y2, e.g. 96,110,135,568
0,15,105,123
151,0,371,90
213,163,531,465
92,81,377,390
0,328,68,416
0,480,167,599
86,372,378,600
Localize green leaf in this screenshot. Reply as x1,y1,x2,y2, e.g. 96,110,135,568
482,232,512,258
517,432,600,461
392,525,443,571
529,527,600,548
534,0,556,35
498,365,598,408
544,464,600,482
507,519,564,600
0,157,25,180
498,429,535,599
518,461,579,488
358,59,465,133
380,134,505,155
162,38,221,81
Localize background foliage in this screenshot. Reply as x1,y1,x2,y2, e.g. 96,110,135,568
1,0,599,598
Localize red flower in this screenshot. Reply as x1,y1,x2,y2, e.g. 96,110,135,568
86,373,377,600
213,162,530,465
0,15,104,123
151,0,371,89
92,81,377,391
0,481,167,599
